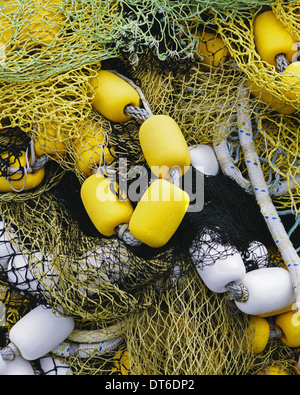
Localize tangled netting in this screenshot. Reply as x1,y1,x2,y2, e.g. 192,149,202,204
0,0,300,376
0,0,297,83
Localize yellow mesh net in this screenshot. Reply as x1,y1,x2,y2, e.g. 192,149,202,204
0,0,300,377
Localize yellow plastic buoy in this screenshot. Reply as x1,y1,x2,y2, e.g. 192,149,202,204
139,115,191,179
129,179,190,248
34,123,68,159
112,350,140,375
19,0,65,46
275,310,300,348
196,31,228,68
253,10,297,67
81,174,134,237
257,302,295,318
260,366,289,375
0,4,13,52
91,70,141,123
74,120,115,177
0,151,45,192
282,61,300,101
247,80,294,115
242,316,270,354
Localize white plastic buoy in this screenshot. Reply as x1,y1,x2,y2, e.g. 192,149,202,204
77,245,124,296
190,234,246,293
235,267,295,315
7,251,57,294
86,245,123,283
29,252,58,294
40,356,72,375
5,355,35,375
9,305,75,361
8,253,39,293
245,241,269,269
0,221,15,270
188,144,219,176
0,354,7,375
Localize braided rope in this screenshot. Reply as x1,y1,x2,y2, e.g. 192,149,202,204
276,53,289,73
226,282,249,303
0,342,20,361
51,337,123,358
237,85,300,313
124,105,151,121
67,322,124,343
116,224,142,247
31,155,49,172
213,130,252,192
169,167,180,187
108,69,153,120
213,124,300,197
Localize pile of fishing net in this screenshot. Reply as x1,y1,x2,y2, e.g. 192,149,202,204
0,0,299,375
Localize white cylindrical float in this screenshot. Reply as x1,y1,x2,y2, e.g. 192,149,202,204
5,355,35,375
190,233,246,293
234,267,295,315
76,242,126,296
8,252,39,293
40,356,72,375
189,144,219,176
0,221,15,270
0,355,7,375
9,305,75,361
7,251,57,295
245,241,269,269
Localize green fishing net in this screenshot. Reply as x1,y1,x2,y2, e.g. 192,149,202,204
0,0,297,82
0,0,299,376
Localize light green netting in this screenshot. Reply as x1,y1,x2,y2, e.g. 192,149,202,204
0,0,298,82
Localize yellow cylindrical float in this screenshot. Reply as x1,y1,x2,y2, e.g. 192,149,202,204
91,70,141,123
129,179,190,248
247,80,295,115
257,302,295,318
0,151,45,192
34,123,68,159
275,310,300,348
282,61,300,101
0,4,13,52
81,174,134,237
260,366,289,375
242,316,270,355
139,115,191,179
73,120,115,177
19,0,65,46
196,31,228,68
112,350,141,375
253,10,297,67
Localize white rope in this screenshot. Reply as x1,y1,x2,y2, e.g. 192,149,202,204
116,224,142,247
237,85,300,313
213,125,300,197
169,167,180,187
213,130,252,192
0,342,20,361
67,322,124,343
51,337,123,359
